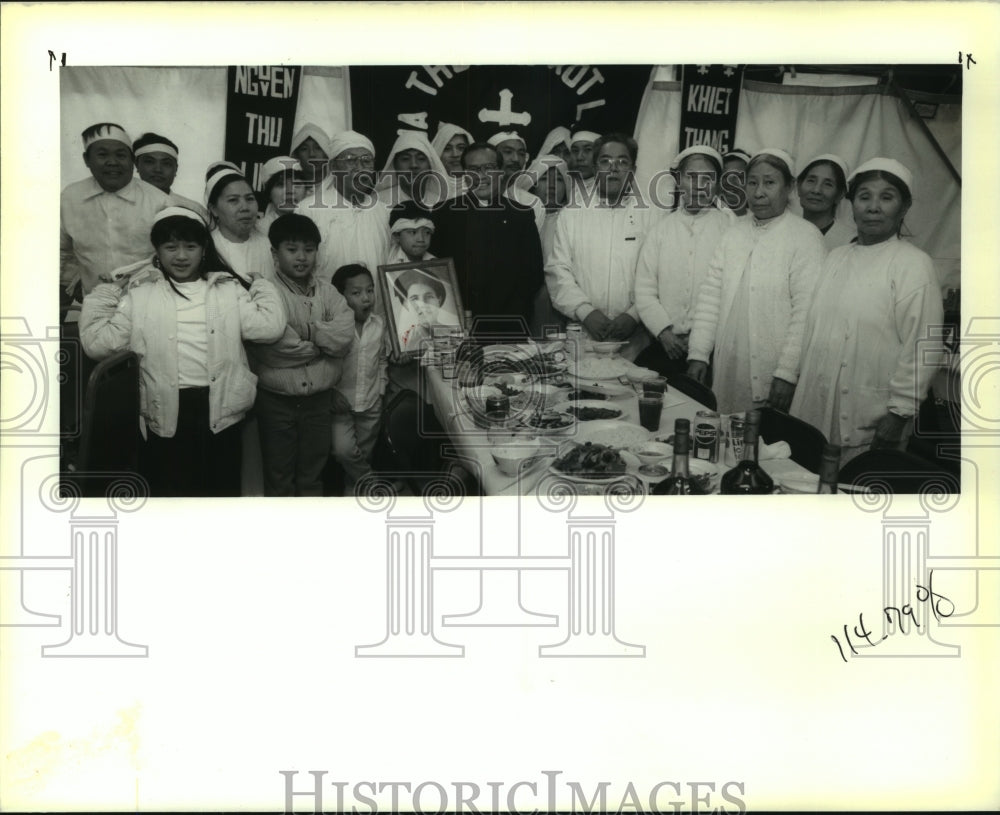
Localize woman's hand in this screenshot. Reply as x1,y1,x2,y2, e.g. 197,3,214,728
582,310,612,340
870,412,908,450
687,360,709,384
766,377,796,413
605,313,638,341
658,328,688,359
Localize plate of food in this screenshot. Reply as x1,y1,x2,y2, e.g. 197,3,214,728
555,400,625,421
566,380,633,399
549,441,630,482
519,410,576,435
572,355,655,382
587,340,627,357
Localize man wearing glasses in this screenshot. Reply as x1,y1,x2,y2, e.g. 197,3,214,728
544,132,658,361
294,129,390,289
429,142,545,338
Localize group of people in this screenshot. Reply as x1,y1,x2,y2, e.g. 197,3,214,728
61,114,946,496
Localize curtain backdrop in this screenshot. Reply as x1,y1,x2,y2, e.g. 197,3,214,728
634,79,961,290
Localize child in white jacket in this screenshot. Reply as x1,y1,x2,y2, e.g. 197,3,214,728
80,207,285,497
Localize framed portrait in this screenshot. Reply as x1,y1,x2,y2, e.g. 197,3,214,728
377,257,466,356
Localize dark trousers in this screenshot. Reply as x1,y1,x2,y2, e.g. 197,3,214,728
141,387,243,497
254,388,334,497
635,339,691,379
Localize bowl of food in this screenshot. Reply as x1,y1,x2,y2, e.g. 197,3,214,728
520,410,576,435
688,458,720,494
589,340,627,357
523,383,563,411
491,438,543,477
630,441,673,465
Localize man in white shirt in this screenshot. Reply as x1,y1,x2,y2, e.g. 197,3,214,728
60,122,173,301
487,130,545,233
544,132,658,361
132,131,209,220
634,145,734,376
294,130,390,286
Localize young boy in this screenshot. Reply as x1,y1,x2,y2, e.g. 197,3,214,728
331,264,390,496
248,213,355,496
386,200,436,264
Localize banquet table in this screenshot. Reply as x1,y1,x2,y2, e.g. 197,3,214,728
421,356,815,496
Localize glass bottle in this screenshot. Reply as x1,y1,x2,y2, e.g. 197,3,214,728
816,443,842,494
652,418,706,495
719,409,774,494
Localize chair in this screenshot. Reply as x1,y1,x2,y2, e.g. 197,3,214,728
666,372,718,411
838,448,959,495
757,406,827,474
373,388,448,495
69,350,142,497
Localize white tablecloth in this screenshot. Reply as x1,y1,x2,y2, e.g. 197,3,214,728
421,360,814,496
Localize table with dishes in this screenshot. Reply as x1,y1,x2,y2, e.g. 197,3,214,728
420,340,816,496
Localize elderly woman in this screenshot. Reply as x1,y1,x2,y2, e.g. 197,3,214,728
376,130,458,208
635,145,734,377
206,168,275,283
431,122,474,177
797,153,856,251
687,148,825,414
791,158,943,464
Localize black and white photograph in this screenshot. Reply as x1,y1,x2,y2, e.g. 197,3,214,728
379,259,464,355
2,3,998,813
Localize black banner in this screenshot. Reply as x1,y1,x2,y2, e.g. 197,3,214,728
678,65,745,154
349,65,653,161
224,66,302,190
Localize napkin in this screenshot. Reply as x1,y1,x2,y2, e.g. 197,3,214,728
758,440,792,460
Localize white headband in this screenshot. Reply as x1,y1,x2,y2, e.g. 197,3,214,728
723,149,752,165
153,206,206,226
570,130,600,145
262,156,302,186
750,148,797,178
487,131,525,148
672,145,724,171
204,168,246,206
83,124,132,151
848,157,914,197
801,153,850,184
390,217,435,235
134,142,179,160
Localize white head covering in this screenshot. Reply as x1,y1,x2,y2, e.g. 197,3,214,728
153,206,207,227
723,149,752,165
487,131,526,149
328,130,376,161
377,131,456,205
134,140,179,160
262,156,302,186
750,148,797,178
290,123,332,158
536,126,572,159
521,154,571,196
206,160,241,179
848,157,914,198
671,145,724,172
204,168,247,207
430,122,474,157
83,123,132,151
570,130,601,145
800,153,850,186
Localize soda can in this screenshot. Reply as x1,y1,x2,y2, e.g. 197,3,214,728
693,410,721,463
725,414,746,466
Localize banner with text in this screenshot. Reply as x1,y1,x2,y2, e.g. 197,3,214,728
349,65,654,162
678,65,744,154
224,65,302,191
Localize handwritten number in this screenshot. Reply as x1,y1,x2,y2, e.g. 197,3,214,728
853,613,878,648
915,570,956,622
958,52,976,70
48,50,66,71
831,635,849,663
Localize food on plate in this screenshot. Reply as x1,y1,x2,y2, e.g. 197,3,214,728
575,421,651,450
565,389,609,401
523,411,575,431
567,405,622,421
552,442,627,478
573,356,653,381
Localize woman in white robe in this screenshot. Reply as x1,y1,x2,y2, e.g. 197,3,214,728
687,148,825,414
791,158,943,464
